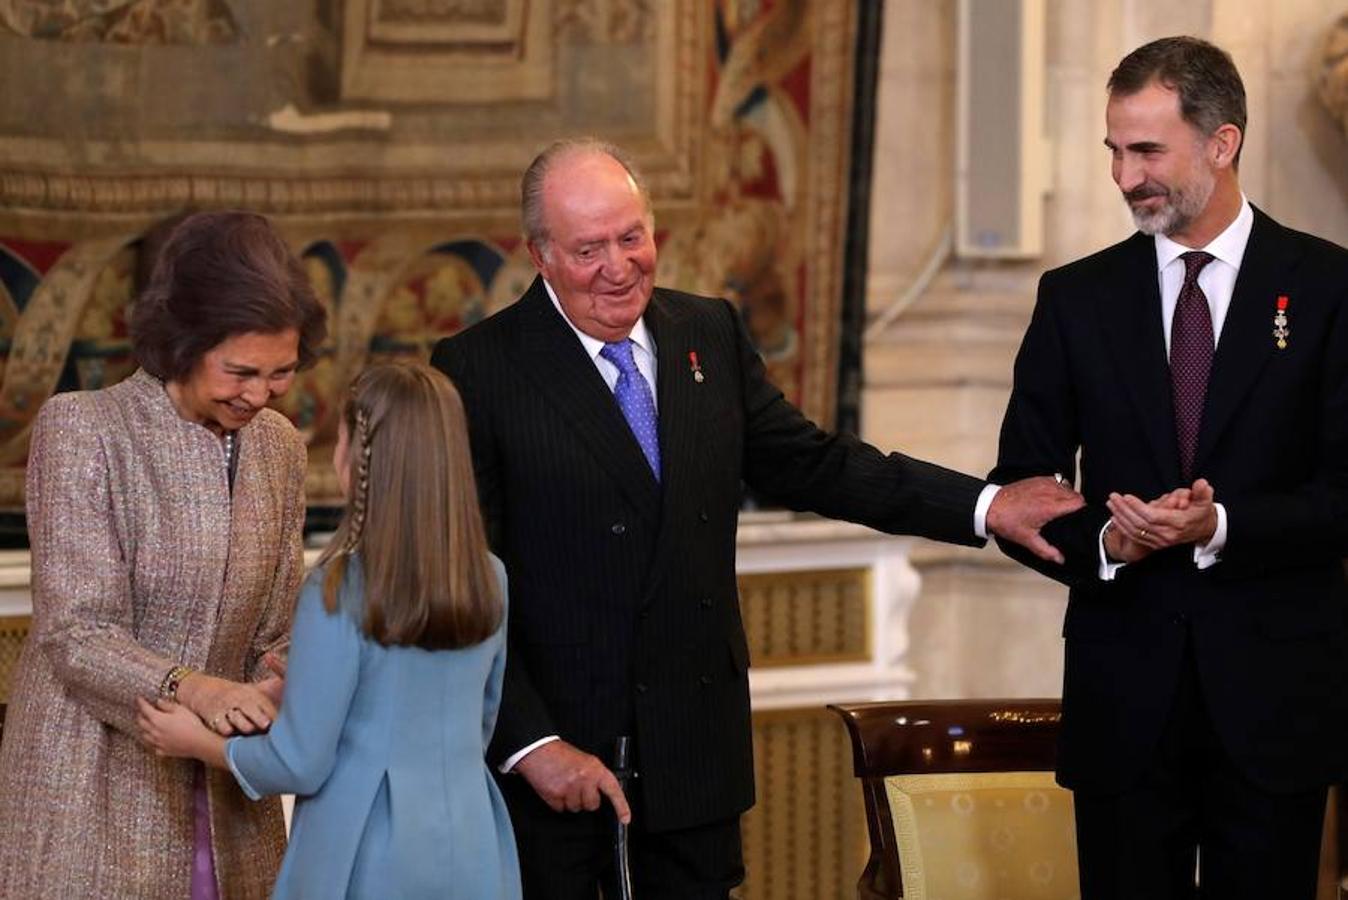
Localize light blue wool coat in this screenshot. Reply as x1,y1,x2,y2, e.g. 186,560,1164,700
227,556,520,900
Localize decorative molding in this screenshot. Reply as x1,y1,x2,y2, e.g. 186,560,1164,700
739,518,920,711
0,161,702,221
739,566,870,667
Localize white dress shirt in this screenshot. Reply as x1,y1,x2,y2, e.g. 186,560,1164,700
1097,196,1253,580
544,280,658,403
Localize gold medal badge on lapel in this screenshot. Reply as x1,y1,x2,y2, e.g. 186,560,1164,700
688,351,704,383
1273,295,1290,350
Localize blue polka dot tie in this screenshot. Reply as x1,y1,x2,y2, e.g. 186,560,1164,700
600,339,661,481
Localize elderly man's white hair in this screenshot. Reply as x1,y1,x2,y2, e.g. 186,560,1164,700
519,138,654,254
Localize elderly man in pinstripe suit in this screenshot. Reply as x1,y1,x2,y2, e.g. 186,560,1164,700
431,138,1081,900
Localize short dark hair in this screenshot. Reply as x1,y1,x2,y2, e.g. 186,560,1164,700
1108,36,1247,163
130,210,327,381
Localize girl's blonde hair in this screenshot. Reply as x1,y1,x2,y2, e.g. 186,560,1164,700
318,361,501,648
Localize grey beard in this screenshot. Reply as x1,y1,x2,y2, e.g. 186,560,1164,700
1128,175,1215,237
1131,202,1188,236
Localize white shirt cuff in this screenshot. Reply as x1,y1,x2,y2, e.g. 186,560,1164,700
1098,521,1125,581
499,735,560,774
1193,502,1226,570
974,484,1000,540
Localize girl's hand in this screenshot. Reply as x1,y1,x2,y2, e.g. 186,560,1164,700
137,697,222,764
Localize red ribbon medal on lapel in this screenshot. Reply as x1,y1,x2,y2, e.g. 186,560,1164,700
1273,295,1290,350
689,351,704,383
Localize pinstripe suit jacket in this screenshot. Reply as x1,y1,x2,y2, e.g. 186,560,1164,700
431,278,987,830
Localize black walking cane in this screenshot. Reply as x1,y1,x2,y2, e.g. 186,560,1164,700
612,735,635,900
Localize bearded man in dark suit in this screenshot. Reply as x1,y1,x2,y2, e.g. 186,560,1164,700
992,36,1348,899
432,138,1082,899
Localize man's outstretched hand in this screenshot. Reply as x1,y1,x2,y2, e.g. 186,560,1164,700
986,475,1087,565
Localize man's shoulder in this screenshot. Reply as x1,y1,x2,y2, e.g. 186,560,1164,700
651,285,719,305
1262,213,1348,269
1043,233,1145,286
649,286,735,328
432,293,528,370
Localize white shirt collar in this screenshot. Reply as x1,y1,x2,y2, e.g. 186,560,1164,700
1154,194,1253,274
542,278,655,361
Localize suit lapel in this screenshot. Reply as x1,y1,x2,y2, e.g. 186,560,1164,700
1193,208,1297,472
638,291,706,601
509,278,661,521
1098,232,1183,484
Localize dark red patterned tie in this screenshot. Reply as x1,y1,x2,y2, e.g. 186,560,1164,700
1170,250,1216,482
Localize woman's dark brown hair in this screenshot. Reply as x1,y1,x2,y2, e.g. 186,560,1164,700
318,362,502,649
130,210,327,381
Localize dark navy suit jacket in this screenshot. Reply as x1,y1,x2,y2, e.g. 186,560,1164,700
992,208,1348,795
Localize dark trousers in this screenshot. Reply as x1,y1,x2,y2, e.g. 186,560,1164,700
499,772,745,900
1072,643,1326,899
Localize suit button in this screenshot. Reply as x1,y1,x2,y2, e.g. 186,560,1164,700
698,509,709,522
1172,612,1188,625
611,522,626,535
700,597,713,609
635,682,648,695
639,607,650,620
699,674,713,686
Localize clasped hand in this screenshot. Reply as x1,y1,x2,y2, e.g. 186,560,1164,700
1104,478,1218,563
137,696,218,760
175,673,283,736
138,663,287,760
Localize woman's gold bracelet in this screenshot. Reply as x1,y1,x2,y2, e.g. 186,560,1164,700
158,665,194,701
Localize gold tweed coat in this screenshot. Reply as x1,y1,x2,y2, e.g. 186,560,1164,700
0,370,307,899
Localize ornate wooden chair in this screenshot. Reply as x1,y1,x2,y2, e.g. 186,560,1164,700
828,698,1075,899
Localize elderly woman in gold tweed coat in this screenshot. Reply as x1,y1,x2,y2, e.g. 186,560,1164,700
0,211,327,899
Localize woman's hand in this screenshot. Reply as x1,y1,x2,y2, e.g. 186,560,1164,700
175,673,277,736
136,697,226,768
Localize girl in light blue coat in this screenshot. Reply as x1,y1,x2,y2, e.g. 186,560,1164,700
140,361,521,900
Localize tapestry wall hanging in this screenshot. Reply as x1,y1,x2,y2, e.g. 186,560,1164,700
0,0,865,513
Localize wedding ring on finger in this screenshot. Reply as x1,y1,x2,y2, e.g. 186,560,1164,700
1140,528,1149,539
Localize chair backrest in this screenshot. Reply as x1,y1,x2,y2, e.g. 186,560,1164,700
828,699,1076,900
